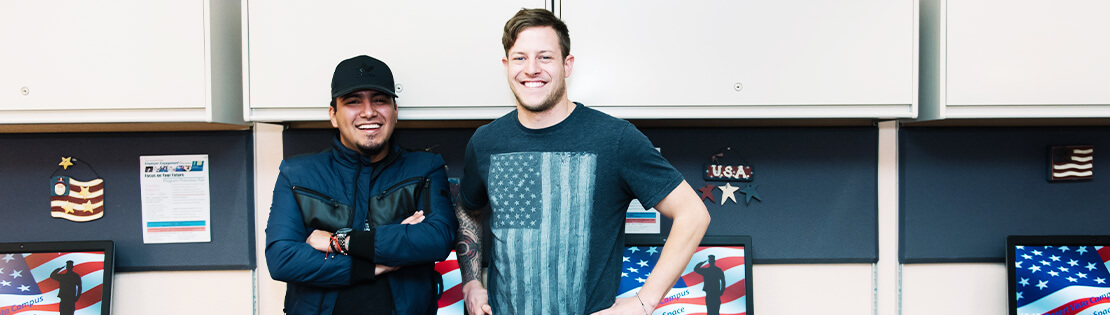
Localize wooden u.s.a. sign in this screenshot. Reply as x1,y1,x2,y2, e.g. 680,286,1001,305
704,164,752,181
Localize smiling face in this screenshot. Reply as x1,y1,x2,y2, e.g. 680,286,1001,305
503,26,574,113
329,89,397,162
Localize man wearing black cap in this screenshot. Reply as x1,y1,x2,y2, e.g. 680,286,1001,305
265,55,457,315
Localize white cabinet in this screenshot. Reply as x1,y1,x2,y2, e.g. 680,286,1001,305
920,0,1110,119
561,0,918,119
0,0,242,124
245,1,547,122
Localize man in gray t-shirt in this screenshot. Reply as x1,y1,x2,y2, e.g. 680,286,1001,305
454,8,711,315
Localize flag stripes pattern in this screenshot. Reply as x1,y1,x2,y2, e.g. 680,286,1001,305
487,152,595,314
435,251,463,314
49,176,105,222
1051,146,1094,181
0,252,105,314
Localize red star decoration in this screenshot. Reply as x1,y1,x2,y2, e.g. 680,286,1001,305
697,183,716,203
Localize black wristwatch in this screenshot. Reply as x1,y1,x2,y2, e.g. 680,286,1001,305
335,228,352,254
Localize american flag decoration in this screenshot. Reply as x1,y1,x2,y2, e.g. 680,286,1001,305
50,176,105,222
0,251,107,314
703,164,753,182
1013,245,1110,314
435,251,463,314
618,246,748,315
1049,145,1093,181
49,157,105,222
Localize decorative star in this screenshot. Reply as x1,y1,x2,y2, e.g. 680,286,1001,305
82,200,96,213
61,202,75,214
740,184,762,204
10,270,22,278
18,285,30,292
0,280,9,287
79,186,92,198
621,272,628,278
697,183,716,203
59,157,74,170
718,183,740,205
1,254,12,263
628,247,640,253
637,260,649,267
636,277,646,283
646,247,659,255
1036,280,1049,290
623,256,630,262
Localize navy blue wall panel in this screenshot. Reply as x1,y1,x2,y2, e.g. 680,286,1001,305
284,126,878,263
900,127,1110,263
0,131,254,271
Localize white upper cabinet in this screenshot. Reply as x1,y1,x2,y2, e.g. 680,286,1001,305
920,0,1110,119
561,0,918,119
0,0,243,124
245,1,547,122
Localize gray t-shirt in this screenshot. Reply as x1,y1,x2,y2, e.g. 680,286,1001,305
459,103,684,314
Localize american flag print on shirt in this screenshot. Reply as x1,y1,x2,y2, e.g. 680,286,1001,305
1050,145,1093,181
1014,245,1110,315
0,252,106,314
619,246,748,315
488,152,595,314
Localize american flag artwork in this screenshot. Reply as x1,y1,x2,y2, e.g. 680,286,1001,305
1013,245,1110,315
1050,145,1093,181
0,251,105,315
488,151,595,313
435,251,463,314
618,246,748,315
49,176,104,222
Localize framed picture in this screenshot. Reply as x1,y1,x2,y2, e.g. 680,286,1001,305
621,235,754,315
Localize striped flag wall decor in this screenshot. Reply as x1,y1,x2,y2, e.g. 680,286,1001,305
49,176,105,222
1050,145,1093,181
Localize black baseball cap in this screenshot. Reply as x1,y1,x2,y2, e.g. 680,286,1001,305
330,55,398,100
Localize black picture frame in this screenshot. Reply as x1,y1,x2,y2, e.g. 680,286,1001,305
0,240,115,315
1006,235,1110,315
624,234,754,315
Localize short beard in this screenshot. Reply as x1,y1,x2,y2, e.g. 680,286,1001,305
515,83,566,113
357,140,388,158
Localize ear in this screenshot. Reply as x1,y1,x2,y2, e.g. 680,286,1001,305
502,56,509,70
328,104,339,128
563,54,575,78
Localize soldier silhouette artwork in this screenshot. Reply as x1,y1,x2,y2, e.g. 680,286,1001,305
49,260,82,315
694,255,726,315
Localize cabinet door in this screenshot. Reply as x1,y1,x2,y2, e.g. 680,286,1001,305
561,0,917,119
246,1,546,121
946,0,1110,108
0,1,206,112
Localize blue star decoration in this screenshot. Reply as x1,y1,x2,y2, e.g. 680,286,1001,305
739,184,761,204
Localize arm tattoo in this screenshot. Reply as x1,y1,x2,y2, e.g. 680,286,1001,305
454,202,483,283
